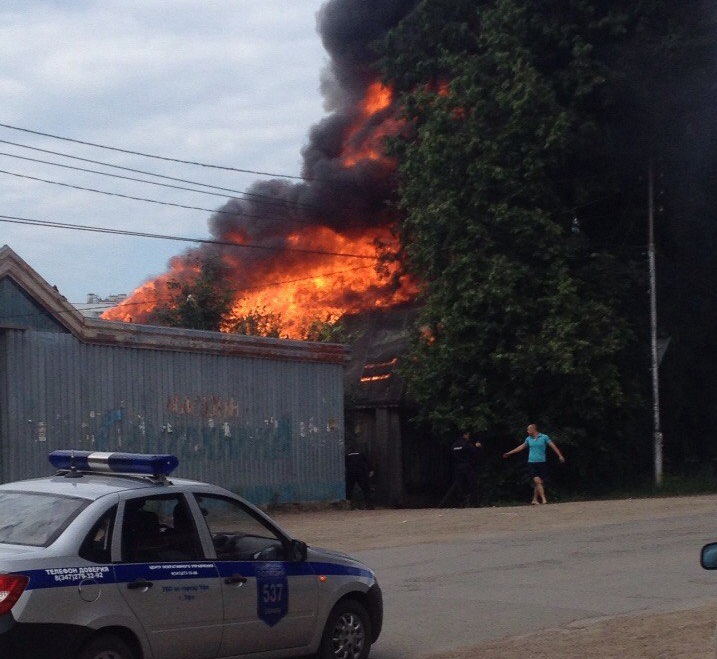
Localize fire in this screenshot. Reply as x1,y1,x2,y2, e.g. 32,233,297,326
362,81,393,114
342,82,404,168
434,80,465,120
104,79,419,339
225,226,417,337
104,226,418,339
437,80,450,97
103,256,201,323
360,374,392,383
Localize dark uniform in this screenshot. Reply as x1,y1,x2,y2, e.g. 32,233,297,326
345,448,374,509
441,434,482,507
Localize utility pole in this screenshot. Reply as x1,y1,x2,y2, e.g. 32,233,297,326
648,161,663,487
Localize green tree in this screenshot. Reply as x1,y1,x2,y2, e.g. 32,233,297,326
302,315,356,343
379,0,711,490
151,257,234,331
224,306,284,338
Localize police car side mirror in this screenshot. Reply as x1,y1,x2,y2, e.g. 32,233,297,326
701,542,717,569
289,539,308,562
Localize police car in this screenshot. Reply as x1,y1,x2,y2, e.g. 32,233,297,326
0,451,382,659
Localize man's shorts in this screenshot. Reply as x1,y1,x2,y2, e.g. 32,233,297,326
528,462,548,480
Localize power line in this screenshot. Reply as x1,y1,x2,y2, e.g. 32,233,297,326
0,138,324,212
0,168,316,226
0,164,369,227
0,151,237,200
0,122,307,180
0,214,379,260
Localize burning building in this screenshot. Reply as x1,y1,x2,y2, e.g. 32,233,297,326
342,305,450,507
98,1,443,506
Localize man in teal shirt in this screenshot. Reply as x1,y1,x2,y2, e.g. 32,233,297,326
503,424,565,504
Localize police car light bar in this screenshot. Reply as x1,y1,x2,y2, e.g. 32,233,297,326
49,451,179,477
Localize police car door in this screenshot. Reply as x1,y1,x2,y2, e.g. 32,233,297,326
194,493,319,656
115,493,222,659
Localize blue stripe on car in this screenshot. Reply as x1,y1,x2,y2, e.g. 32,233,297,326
20,560,372,590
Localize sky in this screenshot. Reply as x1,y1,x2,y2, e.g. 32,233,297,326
0,0,329,303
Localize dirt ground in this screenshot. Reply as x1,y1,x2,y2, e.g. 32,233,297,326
272,496,717,659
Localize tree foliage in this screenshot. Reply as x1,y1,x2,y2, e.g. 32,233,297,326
302,316,356,343
378,0,715,488
151,257,234,332
224,306,284,338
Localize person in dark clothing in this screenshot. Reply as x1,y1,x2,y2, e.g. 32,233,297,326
345,445,375,509
440,431,483,508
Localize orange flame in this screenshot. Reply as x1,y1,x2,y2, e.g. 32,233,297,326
104,226,418,338
103,256,202,323
104,81,418,338
342,82,404,168
363,81,393,114
360,374,392,383
223,226,417,337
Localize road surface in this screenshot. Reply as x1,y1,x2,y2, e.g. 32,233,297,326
274,495,717,658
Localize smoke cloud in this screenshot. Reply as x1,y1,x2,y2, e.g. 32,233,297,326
189,0,417,283
103,0,421,332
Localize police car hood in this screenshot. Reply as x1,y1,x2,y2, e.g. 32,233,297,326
307,545,365,567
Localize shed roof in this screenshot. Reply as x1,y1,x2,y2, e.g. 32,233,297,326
0,245,348,365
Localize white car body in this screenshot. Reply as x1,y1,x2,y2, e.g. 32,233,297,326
0,451,382,659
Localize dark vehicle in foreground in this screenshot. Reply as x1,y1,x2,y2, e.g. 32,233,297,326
0,451,382,659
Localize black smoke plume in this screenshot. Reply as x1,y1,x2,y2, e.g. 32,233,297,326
176,0,418,289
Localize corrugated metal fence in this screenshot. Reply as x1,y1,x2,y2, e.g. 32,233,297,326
0,329,345,504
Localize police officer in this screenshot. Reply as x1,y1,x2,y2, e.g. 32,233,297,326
441,431,483,507
345,444,375,509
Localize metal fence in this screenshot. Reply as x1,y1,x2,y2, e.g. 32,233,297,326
0,328,346,504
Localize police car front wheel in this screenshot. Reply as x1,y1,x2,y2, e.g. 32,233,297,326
318,598,372,659
76,633,136,659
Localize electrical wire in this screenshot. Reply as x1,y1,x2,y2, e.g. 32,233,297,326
0,122,308,180
0,162,375,228
0,138,324,212
0,214,380,260
0,151,239,200
0,168,321,226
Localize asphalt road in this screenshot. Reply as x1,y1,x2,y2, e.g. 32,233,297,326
355,510,717,658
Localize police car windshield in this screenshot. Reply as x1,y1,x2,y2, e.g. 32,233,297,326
0,491,88,547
